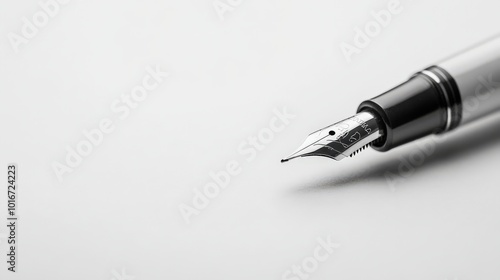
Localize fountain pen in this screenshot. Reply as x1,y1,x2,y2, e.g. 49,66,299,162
282,36,500,162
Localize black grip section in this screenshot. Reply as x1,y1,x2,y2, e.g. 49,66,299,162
357,73,448,151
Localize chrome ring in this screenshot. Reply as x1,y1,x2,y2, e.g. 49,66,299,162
421,70,453,131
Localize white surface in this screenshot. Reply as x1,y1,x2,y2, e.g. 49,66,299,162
1,0,500,279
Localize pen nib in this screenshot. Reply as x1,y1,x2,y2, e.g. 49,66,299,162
281,111,382,162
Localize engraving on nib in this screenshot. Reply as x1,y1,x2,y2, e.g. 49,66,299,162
281,111,382,162
350,132,360,142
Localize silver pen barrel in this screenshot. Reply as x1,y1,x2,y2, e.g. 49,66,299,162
438,35,500,125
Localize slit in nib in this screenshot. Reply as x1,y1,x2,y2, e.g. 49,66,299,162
280,111,383,162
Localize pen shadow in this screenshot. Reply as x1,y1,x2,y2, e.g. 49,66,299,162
292,114,500,192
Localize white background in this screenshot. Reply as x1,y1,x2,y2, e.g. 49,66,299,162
1,0,500,279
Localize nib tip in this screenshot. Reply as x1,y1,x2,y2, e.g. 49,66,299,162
280,159,289,163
